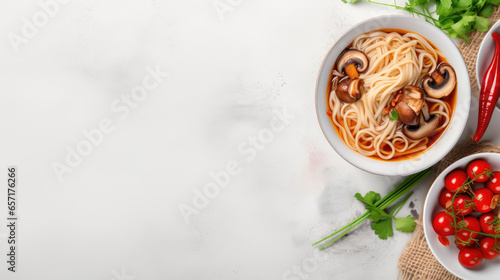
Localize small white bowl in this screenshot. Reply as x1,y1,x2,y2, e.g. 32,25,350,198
476,20,500,90
315,15,471,176
423,153,500,279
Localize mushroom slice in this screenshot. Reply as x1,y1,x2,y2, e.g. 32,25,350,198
331,76,339,91
393,85,424,126
402,114,441,140
335,77,364,103
336,48,369,79
348,78,365,100
421,63,457,99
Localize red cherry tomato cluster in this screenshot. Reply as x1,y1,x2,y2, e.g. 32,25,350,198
432,159,500,269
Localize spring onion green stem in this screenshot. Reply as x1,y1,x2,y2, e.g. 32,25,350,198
313,169,431,249
393,192,414,217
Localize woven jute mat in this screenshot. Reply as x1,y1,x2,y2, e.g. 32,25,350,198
458,7,500,89
398,9,500,279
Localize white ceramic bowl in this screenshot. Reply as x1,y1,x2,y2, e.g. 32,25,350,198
476,20,500,91
423,153,500,279
315,15,471,176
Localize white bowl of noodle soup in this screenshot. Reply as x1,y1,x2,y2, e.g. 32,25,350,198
315,15,470,176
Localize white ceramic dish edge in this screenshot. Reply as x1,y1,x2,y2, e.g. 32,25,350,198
476,20,500,91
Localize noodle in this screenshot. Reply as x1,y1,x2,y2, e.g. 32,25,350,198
328,30,452,160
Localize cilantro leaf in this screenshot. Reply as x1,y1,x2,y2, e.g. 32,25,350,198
457,0,473,9
446,29,461,39
407,0,431,8
364,205,390,222
450,15,476,43
389,109,399,121
441,0,453,9
406,0,418,8
462,14,478,25
370,192,416,239
439,18,456,29
476,0,488,7
417,0,432,6
480,3,495,17
354,191,381,206
487,0,500,5
395,215,417,232
371,218,394,240
355,191,390,222
474,16,491,31
436,1,454,17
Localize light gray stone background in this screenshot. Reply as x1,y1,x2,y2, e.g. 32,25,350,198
0,0,496,279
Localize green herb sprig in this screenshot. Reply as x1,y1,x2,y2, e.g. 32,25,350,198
389,109,399,121
344,0,500,43
313,169,431,249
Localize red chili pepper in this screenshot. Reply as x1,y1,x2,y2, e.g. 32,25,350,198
474,33,500,142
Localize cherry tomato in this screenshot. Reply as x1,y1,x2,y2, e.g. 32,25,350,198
479,213,500,234
456,242,469,250
445,169,468,193
452,194,474,215
473,188,498,213
438,188,454,209
486,171,500,194
479,237,500,260
458,247,483,268
467,159,492,182
432,211,455,236
456,216,481,246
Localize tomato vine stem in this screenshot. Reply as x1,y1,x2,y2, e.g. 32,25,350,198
450,169,500,247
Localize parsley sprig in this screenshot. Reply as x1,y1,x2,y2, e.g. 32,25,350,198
313,169,430,249
370,192,417,239
344,0,499,43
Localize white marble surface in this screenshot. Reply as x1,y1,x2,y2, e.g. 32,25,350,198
0,1,498,279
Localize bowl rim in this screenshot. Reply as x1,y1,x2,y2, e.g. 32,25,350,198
475,20,500,90
315,14,471,176
422,152,500,278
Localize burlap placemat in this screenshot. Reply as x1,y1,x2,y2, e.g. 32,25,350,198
458,8,500,89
